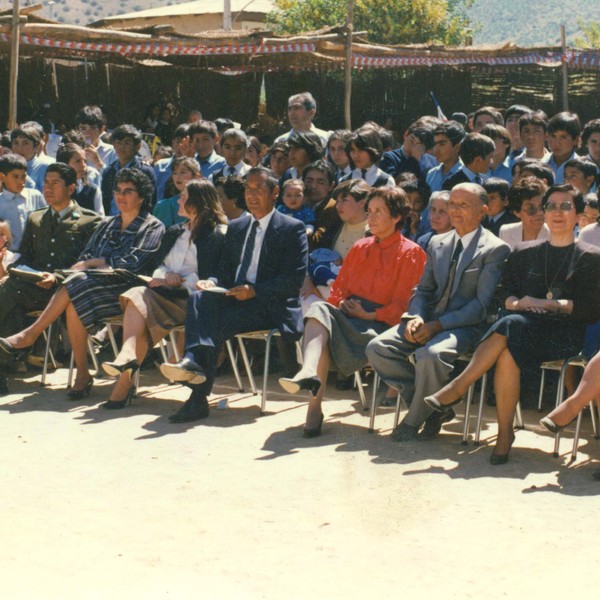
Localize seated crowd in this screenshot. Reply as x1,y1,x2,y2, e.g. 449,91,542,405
2,93,600,473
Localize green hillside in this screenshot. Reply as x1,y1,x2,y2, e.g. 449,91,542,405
470,0,600,46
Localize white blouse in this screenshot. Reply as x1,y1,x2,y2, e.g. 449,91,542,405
152,228,198,292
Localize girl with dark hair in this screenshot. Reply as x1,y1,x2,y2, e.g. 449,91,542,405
344,126,394,188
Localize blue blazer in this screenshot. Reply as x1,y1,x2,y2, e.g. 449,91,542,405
214,210,308,337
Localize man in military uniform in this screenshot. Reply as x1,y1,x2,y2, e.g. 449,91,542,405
0,163,100,393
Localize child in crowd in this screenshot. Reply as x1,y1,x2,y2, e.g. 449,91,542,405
443,132,495,189
284,132,324,180
480,124,512,183
214,175,247,221
563,157,597,195
0,153,46,249
153,157,201,227
512,158,555,187
398,179,431,241
482,177,517,236
426,121,465,192
210,129,251,181
277,178,315,235
545,111,581,183
326,129,352,182
516,110,549,162
582,119,600,179
56,143,104,215
346,126,394,188
577,193,599,237
188,120,226,178
74,104,117,171
268,142,290,179
245,136,263,167
0,219,19,279
10,126,54,192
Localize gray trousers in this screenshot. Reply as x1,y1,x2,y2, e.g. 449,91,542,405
365,323,484,428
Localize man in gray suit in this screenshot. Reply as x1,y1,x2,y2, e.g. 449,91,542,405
366,183,511,441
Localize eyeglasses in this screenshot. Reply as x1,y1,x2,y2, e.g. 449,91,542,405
543,202,575,213
521,205,543,216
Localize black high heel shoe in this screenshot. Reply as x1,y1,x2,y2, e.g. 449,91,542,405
102,358,140,378
424,393,464,413
0,337,32,358
303,412,324,438
66,377,94,400
539,415,575,434
102,385,135,410
278,375,321,396
489,433,515,466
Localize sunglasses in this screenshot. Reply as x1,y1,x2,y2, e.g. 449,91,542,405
521,205,543,216
543,202,575,213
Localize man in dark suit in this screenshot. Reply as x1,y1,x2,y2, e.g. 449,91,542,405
366,183,511,441
0,163,100,393
160,166,308,423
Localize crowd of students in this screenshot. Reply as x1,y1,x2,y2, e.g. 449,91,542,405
1,91,600,472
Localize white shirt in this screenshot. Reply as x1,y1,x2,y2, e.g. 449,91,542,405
236,210,276,285
153,227,198,292
351,164,394,188
211,161,250,182
455,227,478,268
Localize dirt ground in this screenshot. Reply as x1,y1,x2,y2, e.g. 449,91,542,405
1,364,599,600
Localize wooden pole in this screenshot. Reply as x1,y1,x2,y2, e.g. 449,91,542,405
8,0,20,129
223,0,232,31
344,0,354,130
560,24,569,111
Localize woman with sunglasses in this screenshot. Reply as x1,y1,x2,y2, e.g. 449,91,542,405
425,184,600,465
499,176,550,249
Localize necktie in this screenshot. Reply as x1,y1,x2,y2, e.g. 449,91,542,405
361,169,367,180
434,239,463,316
228,166,236,176
474,174,482,185
51,212,61,234
235,220,259,285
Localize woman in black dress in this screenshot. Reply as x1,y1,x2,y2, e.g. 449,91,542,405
0,169,164,398
425,184,600,464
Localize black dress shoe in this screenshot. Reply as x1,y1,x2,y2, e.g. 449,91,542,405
278,375,321,395
303,413,324,438
160,357,206,385
335,374,353,391
391,421,419,442
418,408,456,440
489,434,515,465
102,358,139,378
169,389,210,423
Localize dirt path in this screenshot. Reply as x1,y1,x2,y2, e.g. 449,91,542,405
1,368,598,600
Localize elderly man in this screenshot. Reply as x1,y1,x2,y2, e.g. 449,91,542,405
366,183,511,441
160,166,308,423
274,92,330,145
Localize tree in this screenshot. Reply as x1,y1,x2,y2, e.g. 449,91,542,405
266,0,474,46
574,21,600,49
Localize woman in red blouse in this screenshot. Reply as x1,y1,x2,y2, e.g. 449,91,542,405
279,187,427,437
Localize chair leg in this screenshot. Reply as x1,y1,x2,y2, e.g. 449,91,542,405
169,330,182,362
368,372,380,433
514,402,524,429
237,337,258,394
474,371,488,446
226,339,244,392
67,351,75,388
461,383,475,446
537,369,546,411
88,338,99,372
106,324,120,359
354,371,368,411
393,392,403,429
591,401,599,440
40,322,54,387
552,362,570,458
260,331,275,415
571,411,584,461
